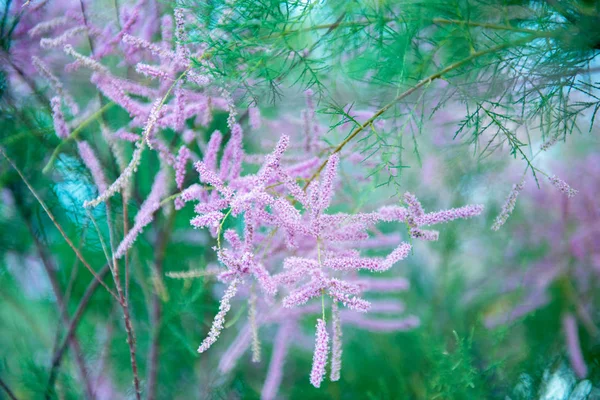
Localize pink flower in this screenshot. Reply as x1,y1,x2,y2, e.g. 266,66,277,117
175,146,191,190
198,278,241,353
562,313,588,378
50,96,69,139
309,319,329,388
330,303,343,381
548,175,578,198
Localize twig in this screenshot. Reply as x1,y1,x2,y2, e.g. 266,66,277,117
16,206,95,400
302,32,557,188
42,102,116,174
86,212,142,400
0,146,119,300
146,212,175,400
0,376,18,400
118,302,141,400
46,264,111,399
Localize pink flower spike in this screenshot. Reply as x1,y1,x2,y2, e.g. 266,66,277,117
562,313,588,378
409,227,439,241
32,57,78,114
303,89,318,151
317,154,339,213
404,192,424,217
190,211,224,229
135,63,171,80
249,106,261,130
51,97,69,139
194,161,233,198
263,134,289,170
229,124,244,181
161,15,173,47
204,130,223,172
383,242,412,269
219,124,244,181
309,319,329,388
249,292,261,363
330,303,342,382
174,8,187,44
175,146,191,190
122,33,176,61
328,288,371,312
198,278,240,353
261,321,294,400
252,263,277,296
492,179,525,231
549,175,578,198
417,204,484,226
324,257,383,272
283,282,323,308
174,84,186,131
114,170,168,259
77,141,108,194
29,16,69,38
218,325,251,374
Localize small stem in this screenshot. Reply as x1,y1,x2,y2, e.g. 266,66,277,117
302,32,558,189
46,264,111,398
85,212,141,400
217,208,233,250
147,211,174,400
83,68,190,209
317,238,325,322
123,197,130,302
0,146,119,299
42,102,116,174
321,291,326,322
0,377,18,400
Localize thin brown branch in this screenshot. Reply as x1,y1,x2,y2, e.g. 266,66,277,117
302,32,556,189
120,301,142,400
146,211,175,400
46,264,111,399
20,212,95,400
0,146,119,300
0,376,18,400
86,212,142,400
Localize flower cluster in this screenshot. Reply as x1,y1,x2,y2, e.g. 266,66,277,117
19,3,487,398
182,119,483,393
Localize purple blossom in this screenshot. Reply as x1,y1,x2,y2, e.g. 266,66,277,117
330,302,342,382
198,278,241,353
50,96,69,139
175,146,190,190
261,321,294,400
492,178,525,231
548,175,578,198
32,56,78,114
249,106,262,130
562,313,588,378
249,291,261,363
309,319,329,388
219,123,244,182
114,170,168,259
190,211,224,229
77,141,108,194
204,130,223,172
